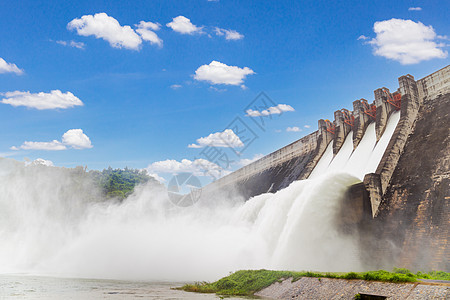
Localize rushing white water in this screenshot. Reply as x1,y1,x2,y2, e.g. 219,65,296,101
0,112,400,282
310,111,400,180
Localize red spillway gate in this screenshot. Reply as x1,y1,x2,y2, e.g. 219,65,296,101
383,88,402,110
341,108,355,127
324,119,335,134
359,99,376,119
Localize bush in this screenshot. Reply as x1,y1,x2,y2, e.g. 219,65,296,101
416,270,450,281
362,270,415,283
214,278,238,290
343,272,359,280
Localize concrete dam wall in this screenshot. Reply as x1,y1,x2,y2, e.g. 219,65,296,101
368,66,449,272
202,65,449,271
204,66,447,201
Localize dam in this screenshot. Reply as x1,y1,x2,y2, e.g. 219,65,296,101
202,65,450,272
0,66,447,282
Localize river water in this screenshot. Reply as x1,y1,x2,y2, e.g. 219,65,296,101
0,275,241,299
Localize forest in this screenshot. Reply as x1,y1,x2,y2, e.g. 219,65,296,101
89,167,161,200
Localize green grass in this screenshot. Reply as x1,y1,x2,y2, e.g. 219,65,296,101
178,270,304,296
178,268,447,296
415,270,450,281
393,268,450,281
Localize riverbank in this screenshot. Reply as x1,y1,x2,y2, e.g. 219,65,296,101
255,277,449,299
179,269,450,299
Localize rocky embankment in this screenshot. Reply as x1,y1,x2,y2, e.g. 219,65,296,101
255,277,449,299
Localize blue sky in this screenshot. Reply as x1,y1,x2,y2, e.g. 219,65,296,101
0,0,448,184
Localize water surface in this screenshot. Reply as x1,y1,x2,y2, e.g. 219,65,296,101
0,275,234,299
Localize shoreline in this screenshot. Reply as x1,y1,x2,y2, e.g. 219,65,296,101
179,269,450,299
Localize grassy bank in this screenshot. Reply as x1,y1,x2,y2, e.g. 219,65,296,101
178,269,449,296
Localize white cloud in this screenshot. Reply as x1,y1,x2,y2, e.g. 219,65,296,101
56,40,86,49
286,126,302,132
408,7,422,11
170,84,182,90
12,129,92,151
29,158,55,167
166,16,203,35
62,129,93,149
0,58,24,75
188,129,244,148
135,21,163,47
194,61,255,86
357,35,369,40
12,140,66,151
236,153,264,167
246,104,295,117
1,90,83,110
215,27,244,40
137,21,160,31
304,125,311,128
147,158,229,179
68,13,142,50
146,172,166,183
368,18,448,64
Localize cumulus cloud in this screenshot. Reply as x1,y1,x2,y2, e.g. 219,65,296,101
62,129,93,149
0,58,24,75
68,13,142,50
188,129,244,148
56,40,86,49
137,20,160,31
246,104,295,117
147,158,229,179
286,126,302,132
367,18,448,64
12,129,92,151
135,21,163,47
166,16,203,34
170,84,182,90
304,125,311,128
408,7,422,11
28,158,55,167
145,172,166,183
194,61,254,86
0,90,83,110
215,27,244,40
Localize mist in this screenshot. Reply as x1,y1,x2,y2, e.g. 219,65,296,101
0,160,362,281
0,112,400,282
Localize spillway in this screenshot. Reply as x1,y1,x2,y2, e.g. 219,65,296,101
0,112,401,281
310,111,400,180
